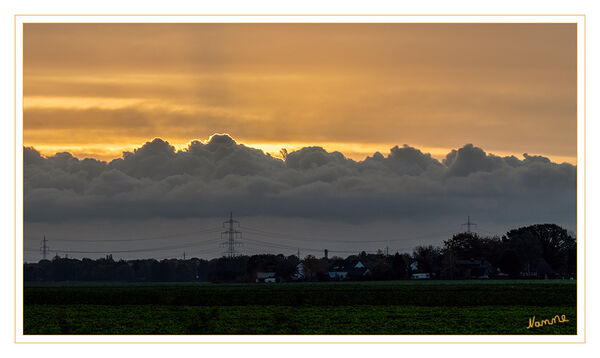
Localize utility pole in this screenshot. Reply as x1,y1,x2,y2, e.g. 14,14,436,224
461,216,477,233
40,235,49,261
220,212,242,258
183,251,186,260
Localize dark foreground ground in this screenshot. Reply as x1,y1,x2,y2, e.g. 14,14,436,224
23,280,577,335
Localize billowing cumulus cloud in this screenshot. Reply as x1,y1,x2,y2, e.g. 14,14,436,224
23,135,576,229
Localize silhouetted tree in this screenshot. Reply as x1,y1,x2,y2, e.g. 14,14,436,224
443,232,502,264
503,224,575,276
390,253,408,279
114,260,134,281
498,250,521,278
440,249,458,279
302,255,328,281
370,252,391,280
412,245,442,275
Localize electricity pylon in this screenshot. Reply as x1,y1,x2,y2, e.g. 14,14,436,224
461,216,477,233
40,235,49,260
220,212,242,257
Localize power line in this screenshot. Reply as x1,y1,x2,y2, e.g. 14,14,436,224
244,236,320,252
24,237,221,253
244,229,441,253
24,216,479,261
242,227,448,254
27,239,221,255
244,242,320,255
242,225,455,244
243,236,380,256
24,227,221,243
153,247,225,260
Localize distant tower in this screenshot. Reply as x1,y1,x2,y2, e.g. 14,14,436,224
324,249,328,259
220,212,242,257
40,235,49,261
461,216,477,233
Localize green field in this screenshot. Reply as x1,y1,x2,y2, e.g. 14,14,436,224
23,280,577,335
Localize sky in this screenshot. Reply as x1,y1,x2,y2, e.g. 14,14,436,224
24,23,576,163
22,23,577,261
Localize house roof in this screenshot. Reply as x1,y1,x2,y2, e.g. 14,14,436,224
354,261,365,269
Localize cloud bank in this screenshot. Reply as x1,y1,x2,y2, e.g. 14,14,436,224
24,135,576,227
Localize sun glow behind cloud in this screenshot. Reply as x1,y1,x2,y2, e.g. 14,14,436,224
23,23,576,165
27,136,577,165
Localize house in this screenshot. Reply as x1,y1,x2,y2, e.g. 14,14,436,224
255,271,277,283
410,261,419,271
292,262,304,280
349,260,371,278
353,261,366,269
343,260,371,280
326,260,370,281
328,264,348,280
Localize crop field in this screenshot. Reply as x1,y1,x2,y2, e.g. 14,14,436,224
23,280,577,335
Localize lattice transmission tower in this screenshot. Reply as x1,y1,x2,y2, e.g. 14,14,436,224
220,212,243,257
40,235,49,260
461,216,477,233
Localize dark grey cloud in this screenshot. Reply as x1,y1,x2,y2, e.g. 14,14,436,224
24,135,576,227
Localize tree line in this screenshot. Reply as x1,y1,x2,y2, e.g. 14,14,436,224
24,224,576,282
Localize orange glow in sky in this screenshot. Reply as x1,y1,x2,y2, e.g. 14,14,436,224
23,23,577,164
